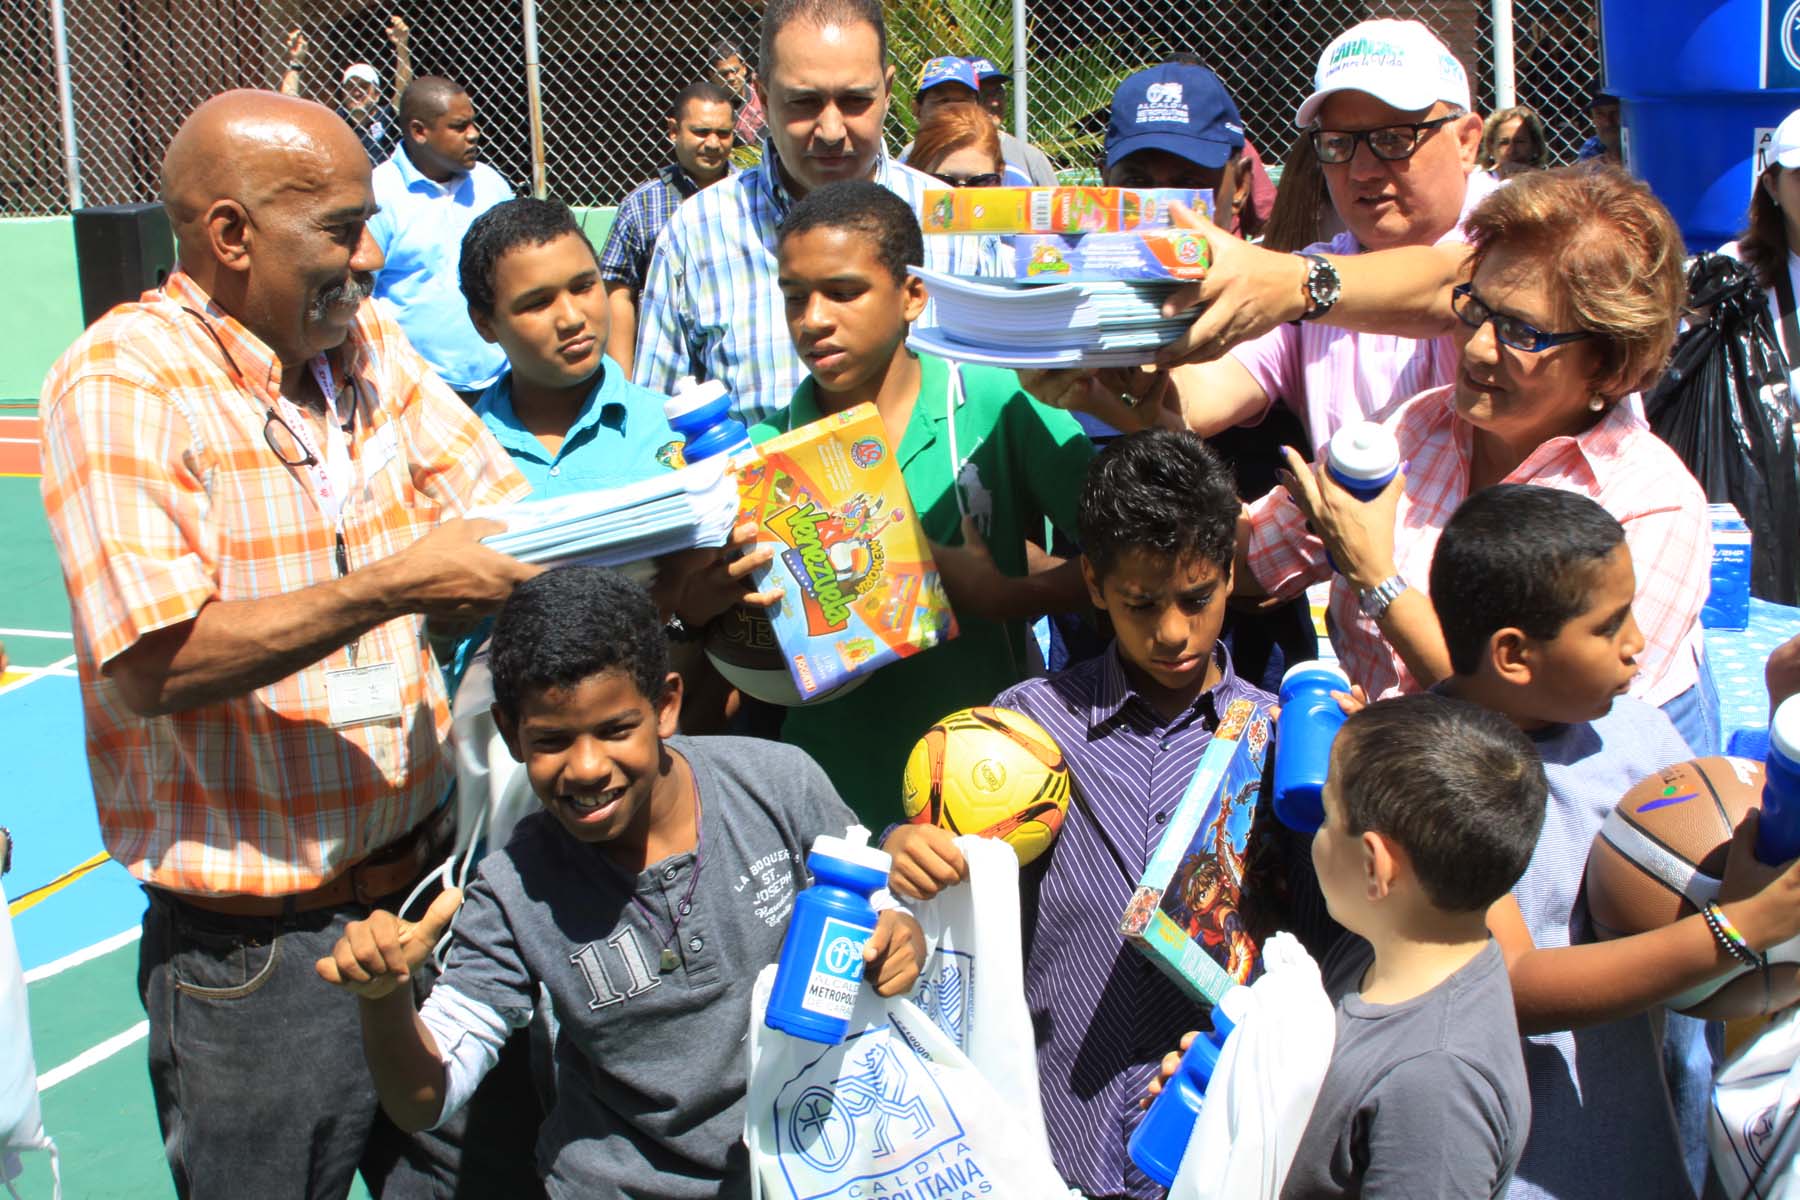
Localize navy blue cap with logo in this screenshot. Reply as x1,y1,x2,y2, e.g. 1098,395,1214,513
1104,62,1246,170
967,57,1011,83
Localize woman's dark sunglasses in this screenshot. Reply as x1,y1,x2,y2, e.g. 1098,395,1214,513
931,171,1004,188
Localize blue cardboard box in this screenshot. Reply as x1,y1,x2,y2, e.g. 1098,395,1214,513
1703,502,1751,631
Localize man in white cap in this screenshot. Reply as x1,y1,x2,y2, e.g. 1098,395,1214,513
279,17,413,163
1124,18,1489,450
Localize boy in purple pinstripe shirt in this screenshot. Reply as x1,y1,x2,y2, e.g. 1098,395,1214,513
885,429,1298,1199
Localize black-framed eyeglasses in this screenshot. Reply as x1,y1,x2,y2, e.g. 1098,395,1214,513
1451,283,1594,352
1310,113,1462,165
931,171,1004,188
263,410,320,466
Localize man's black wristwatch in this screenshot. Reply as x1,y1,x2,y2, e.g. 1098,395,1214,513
1296,253,1341,322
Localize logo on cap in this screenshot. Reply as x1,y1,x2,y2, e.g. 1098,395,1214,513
1138,82,1188,124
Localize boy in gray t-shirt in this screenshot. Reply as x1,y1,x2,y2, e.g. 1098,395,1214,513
317,567,925,1198
1279,695,1542,1199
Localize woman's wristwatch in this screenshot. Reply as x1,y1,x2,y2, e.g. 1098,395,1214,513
1296,253,1341,321
1357,575,1408,621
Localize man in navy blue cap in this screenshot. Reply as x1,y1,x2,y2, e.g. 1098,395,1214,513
967,56,1059,184
1100,61,1246,198
904,56,1032,185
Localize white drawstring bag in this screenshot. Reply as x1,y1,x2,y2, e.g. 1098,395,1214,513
1167,932,1336,1200
395,642,540,942
746,836,1077,1199
1,882,60,1200
1711,1005,1800,1198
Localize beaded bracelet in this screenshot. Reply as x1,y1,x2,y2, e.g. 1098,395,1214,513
1704,901,1765,968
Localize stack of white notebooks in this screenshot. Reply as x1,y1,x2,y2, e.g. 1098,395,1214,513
469,454,739,578
907,266,1192,368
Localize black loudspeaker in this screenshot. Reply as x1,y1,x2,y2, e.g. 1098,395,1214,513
71,203,176,326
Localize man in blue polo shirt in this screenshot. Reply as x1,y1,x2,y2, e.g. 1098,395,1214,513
371,75,514,400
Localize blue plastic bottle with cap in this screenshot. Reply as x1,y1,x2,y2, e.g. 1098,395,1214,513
1273,661,1352,834
765,825,893,1045
1322,421,1401,573
1128,987,1250,1187
1325,421,1401,500
664,376,750,464
1755,696,1800,864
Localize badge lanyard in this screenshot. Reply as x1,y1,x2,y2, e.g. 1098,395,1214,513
178,307,398,716
268,356,357,528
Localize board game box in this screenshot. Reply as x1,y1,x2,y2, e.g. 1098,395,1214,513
921,186,1210,234
1119,697,1275,1006
1004,226,1214,283
731,404,958,700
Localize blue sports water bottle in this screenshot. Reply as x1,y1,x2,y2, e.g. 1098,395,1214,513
1128,987,1251,1187
1755,696,1800,864
1273,661,1352,834
764,825,893,1045
664,376,750,464
1325,421,1400,500
1319,421,1400,573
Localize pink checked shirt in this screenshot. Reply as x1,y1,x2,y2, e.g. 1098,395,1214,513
1245,385,1710,706
1231,170,1504,447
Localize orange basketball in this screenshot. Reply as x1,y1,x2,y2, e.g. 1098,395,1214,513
1585,756,1800,1018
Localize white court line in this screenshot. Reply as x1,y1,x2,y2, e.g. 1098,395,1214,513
0,628,72,639
23,927,140,985
0,438,36,445
0,661,78,698
37,1021,149,1092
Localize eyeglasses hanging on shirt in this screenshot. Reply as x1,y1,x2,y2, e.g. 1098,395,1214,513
177,305,405,725
180,306,361,526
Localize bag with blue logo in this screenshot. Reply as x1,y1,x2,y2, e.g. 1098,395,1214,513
745,837,1076,1199
2,873,61,1198
1710,1003,1800,1199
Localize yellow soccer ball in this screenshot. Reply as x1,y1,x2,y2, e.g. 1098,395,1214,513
900,706,1072,866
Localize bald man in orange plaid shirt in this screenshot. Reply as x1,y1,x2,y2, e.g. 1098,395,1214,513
39,91,539,1198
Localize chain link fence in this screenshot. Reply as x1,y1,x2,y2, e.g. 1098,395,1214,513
1,0,1599,219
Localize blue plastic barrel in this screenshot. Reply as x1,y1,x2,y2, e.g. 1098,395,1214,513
1601,0,1800,249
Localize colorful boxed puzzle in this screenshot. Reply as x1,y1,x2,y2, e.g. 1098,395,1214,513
1119,697,1274,1006
922,186,1211,235
1704,502,1752,632
732,404,958,700
1005,226,1214,283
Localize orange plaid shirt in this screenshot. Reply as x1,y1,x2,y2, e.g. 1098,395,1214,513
1246,385,1710,707
40,272,528,897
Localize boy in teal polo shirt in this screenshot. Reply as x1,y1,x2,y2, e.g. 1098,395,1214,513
753,180,1095,824
455,199,770,693
461,198,687,495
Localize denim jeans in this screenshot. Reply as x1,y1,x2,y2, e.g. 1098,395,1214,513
138,885,544,1200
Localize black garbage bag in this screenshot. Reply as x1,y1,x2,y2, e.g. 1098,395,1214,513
1646,252,1800,605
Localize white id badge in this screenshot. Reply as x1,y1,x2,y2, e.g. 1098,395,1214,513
325,662,404,727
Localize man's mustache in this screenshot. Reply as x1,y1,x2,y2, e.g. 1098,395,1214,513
310,272,375,320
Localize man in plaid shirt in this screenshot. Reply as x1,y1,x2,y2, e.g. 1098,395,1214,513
599,80,737,374
632,0,991,427
39,91,538,1197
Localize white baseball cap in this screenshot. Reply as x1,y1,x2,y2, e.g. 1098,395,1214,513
342,62,380,85
1295,19,1471,129
1769,108,1800,170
